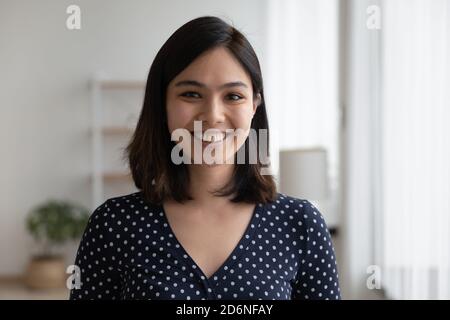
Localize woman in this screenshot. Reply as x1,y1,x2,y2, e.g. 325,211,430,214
70,16,340,300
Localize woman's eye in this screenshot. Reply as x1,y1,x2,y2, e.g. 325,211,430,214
179,92,243,101
226,94,243,101
180,91,201,98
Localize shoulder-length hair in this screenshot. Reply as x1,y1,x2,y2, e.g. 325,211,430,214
125,16,277,205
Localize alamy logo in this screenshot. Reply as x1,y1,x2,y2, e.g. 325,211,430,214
66,5,81,30
66,264,81,290
366,265,382,290
170,121,271,174
366,5,381,30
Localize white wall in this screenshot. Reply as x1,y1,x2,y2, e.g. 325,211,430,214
0,0,267,275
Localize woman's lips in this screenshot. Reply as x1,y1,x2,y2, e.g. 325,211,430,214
190,130,232,145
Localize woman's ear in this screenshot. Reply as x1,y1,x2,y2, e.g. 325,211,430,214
253,93,262,114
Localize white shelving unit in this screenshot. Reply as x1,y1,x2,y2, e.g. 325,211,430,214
90,75,146,210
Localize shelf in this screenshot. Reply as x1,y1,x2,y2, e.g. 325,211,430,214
91,76,142,209
102,172,133,182
90,172,132,182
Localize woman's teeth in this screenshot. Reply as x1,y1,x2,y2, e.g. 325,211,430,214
193,130,226,143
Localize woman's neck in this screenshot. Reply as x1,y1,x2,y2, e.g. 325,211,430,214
186,163,235,206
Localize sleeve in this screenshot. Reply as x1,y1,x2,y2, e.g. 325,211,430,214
69,200,122,300
291,200,341,300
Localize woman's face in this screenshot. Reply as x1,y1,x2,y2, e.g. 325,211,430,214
166,46,260,165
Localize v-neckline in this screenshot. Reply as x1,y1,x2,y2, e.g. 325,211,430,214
160,201,263,282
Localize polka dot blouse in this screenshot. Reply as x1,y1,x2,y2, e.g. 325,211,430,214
69,192,341,300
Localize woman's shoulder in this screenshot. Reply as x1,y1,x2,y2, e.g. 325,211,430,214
265,193,331,234
99,191,160,209
265,192,317,216
87,191,162,226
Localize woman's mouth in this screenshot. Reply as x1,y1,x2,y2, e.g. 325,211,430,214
190,130,231,145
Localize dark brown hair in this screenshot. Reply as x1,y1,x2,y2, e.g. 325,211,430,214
125,16,277,205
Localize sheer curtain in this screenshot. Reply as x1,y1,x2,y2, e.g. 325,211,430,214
379,0,450,299
265,0,450,299
264,0,340,227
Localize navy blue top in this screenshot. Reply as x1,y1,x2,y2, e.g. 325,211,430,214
69,191,340,300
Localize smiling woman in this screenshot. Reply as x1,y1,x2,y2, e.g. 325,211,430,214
69,16,341,300
166,46,263,170
127,16,275,205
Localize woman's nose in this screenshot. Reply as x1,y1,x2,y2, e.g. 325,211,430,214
197,97,226,126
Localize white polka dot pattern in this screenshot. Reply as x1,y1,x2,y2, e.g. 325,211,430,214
69,192,340,300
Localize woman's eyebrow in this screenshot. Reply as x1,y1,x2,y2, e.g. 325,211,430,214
174,80,248,90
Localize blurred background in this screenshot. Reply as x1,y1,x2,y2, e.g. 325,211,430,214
0,0,449,300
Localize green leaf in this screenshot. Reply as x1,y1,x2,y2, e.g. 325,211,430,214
25,200,90,249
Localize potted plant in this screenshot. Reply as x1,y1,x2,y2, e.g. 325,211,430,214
24,200,89,289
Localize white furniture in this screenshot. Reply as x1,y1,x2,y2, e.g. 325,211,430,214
279,147,339,232
90,76,145,210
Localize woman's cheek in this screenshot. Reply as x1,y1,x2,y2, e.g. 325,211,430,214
233,106,254,131
167,103,193,132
